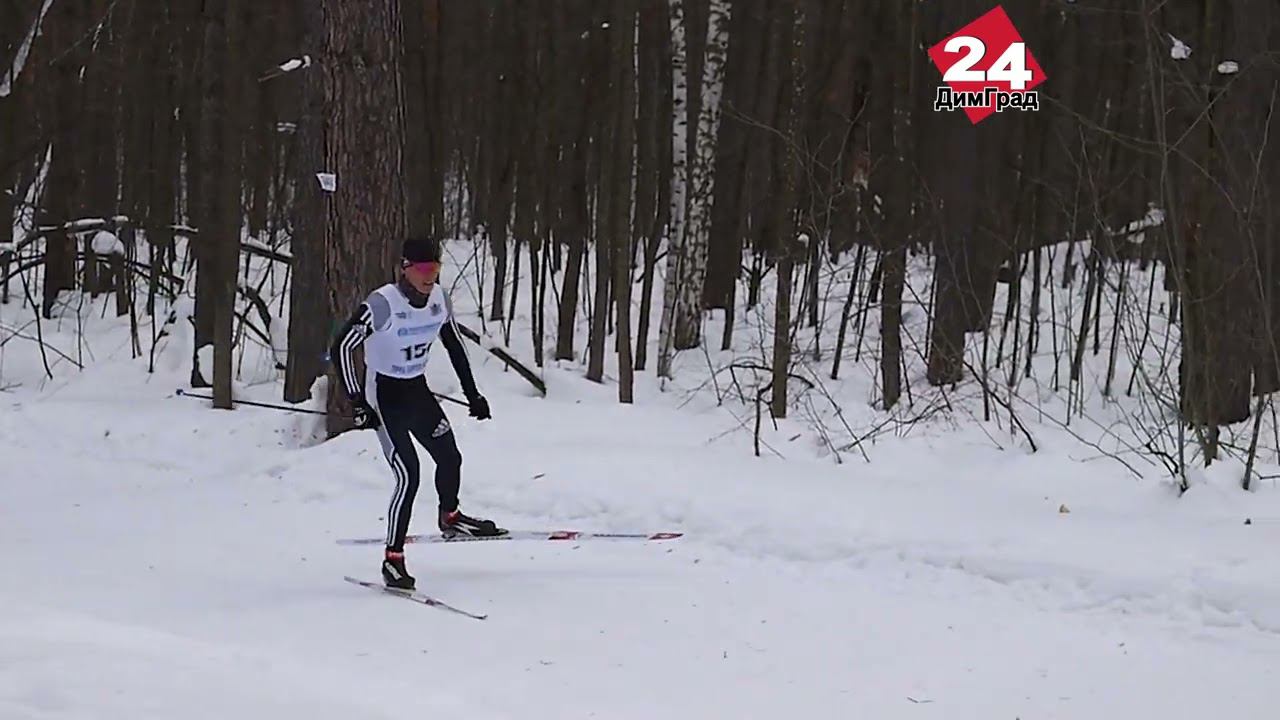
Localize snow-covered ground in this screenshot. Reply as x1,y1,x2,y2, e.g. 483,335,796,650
3,238,1280,719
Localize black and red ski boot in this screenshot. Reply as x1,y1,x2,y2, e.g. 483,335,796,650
381,550,415,590
439,509,506,538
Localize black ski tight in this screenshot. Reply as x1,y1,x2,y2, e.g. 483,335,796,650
370,374,461,552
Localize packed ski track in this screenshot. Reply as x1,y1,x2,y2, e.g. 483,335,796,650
3,302,1280,719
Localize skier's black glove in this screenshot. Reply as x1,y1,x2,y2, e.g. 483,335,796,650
351,399,381,430
467,394,491,421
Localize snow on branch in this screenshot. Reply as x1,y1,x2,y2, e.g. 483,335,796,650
90,229,124,256
452,321,547,396
1110,204,1165,242
37,216,130,234
258,55,313,82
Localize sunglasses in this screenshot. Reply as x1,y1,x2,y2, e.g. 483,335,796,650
402,260,441,277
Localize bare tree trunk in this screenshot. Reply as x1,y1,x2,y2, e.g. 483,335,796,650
530,236,545,366
554,140,589,361
771,251,795,419
177,0,206,242
770,1,803,420
635,226,662,370
613,0,637,403
242,2,284,242
557,234,586,360
80,2,122,225
632,0,670,372
1070,250,1100,382
319,0,407,435
138,3,186,315
483,13,516,324
586,193,610,382
421,0,445,240
40,0,90,319
830,243,865,379
208,0,248,409
704,2,759,315
283,0,329,403
524,2,550,368
191,0,232,386
119,1,156,226
872,0,914,409
401,0,434,240
586,21,613,387
881,245,906,409
488,210,510,321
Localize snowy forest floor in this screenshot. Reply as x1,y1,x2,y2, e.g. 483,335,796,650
3,236,1280,719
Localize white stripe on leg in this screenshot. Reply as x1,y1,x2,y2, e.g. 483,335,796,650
385,453,410,546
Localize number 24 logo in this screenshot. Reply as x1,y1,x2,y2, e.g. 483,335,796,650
942,37,1033,90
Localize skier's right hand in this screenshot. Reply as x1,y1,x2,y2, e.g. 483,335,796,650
351,399,380,431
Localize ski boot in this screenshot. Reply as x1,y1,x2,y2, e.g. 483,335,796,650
381,550,415,590
439,508,506,538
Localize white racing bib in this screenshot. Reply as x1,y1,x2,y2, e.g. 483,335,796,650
362,283,450,379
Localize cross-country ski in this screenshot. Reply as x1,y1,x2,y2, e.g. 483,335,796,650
335,529,684,546
342,576,487,621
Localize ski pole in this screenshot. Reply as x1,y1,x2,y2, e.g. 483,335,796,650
433,392,469,408
175,388,331,415
174,387,469,411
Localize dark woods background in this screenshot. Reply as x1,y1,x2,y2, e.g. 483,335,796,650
1,0,1277,472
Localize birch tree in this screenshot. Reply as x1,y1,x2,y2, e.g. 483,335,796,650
655,0,688,378
673,0,731,351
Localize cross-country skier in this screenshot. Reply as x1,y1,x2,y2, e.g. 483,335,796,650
330,237,505,590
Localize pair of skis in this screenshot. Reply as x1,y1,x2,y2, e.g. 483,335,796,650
341,528,682,620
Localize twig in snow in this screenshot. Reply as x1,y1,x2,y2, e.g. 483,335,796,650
16,257,51,378
961,356,1038,452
